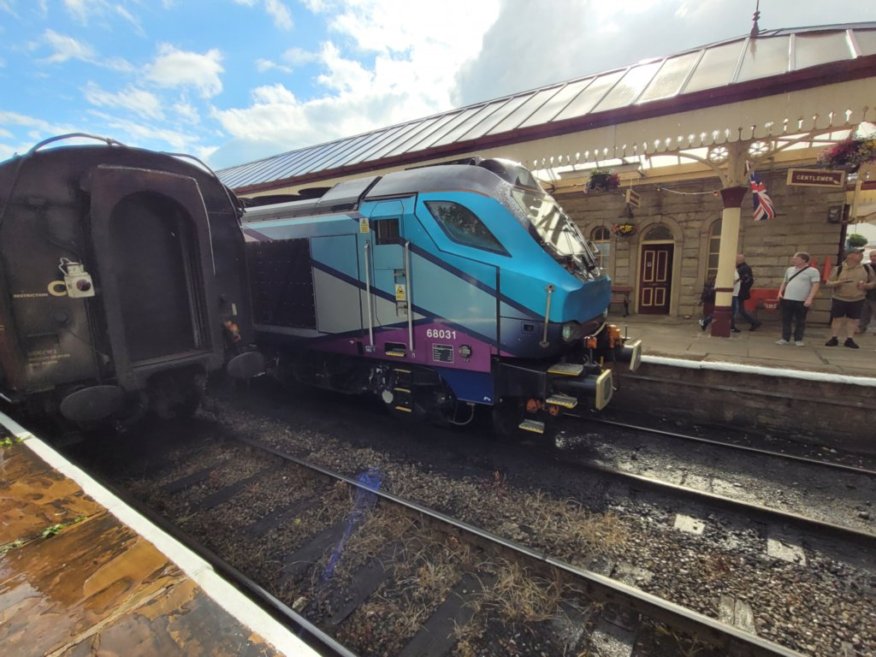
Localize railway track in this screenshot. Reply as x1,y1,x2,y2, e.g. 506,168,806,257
556,413,875,540
69,421,807,657
581,415,876,477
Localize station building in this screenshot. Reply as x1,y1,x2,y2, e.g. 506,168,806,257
219,23,876,327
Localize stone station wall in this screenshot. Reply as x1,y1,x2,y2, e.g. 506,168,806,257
558,167,848,325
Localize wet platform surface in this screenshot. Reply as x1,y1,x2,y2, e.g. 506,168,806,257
0,426,317,657
612,314,876,380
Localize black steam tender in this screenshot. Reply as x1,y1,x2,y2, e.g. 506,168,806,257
0,134,261,426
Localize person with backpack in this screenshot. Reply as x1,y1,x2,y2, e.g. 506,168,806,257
859,250,876,334
823,248,876,349
776,251,821,346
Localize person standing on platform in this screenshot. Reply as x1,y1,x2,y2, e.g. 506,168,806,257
732,253,761,332
776,251,820,346
824,248,876,349
858,250,876,334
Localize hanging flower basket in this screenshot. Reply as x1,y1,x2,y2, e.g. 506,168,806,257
817,137,876,171
610,222,637,238
586,170,620,192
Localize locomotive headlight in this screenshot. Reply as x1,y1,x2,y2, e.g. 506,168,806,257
561,321,583,343
458,344,473,360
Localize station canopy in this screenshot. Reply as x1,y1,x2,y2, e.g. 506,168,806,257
218,23,876,194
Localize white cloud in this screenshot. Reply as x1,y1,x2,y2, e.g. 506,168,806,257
146,44,224,98
316,41,372,93
86,110,203,152
256,58,292,73
41,29,95,63
212,83,387,150
0,111,78,154
212,0,500,165
454,0,876,105
63,0,94,23
37,29,133,71
256,46,319,73
264,0,292,30
62,0,141,30
83,82,165,120
173,100,200,125
232,0,293,29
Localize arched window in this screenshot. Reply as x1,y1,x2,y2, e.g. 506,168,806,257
643,224,673,241
590,226,611,271
591,226,610,241
706,219,722,282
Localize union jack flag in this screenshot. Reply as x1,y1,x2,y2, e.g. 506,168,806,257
750,171,775,222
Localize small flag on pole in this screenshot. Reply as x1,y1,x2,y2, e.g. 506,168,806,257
750,170,775,222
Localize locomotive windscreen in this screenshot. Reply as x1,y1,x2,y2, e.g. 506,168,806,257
247,239,316,329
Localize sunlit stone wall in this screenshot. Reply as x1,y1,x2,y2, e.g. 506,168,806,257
560,168,847,325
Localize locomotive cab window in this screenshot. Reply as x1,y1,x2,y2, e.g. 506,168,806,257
424,201,507,255
374,218,401,244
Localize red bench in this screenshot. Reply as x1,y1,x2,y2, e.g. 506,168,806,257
745,288,780,314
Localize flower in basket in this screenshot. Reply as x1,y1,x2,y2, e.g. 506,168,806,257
610,222,637,237
817,137,876,171
587,169,620,192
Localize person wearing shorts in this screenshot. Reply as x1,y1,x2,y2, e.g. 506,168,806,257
823,248,876,349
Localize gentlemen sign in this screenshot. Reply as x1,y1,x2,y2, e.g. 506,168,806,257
786,168,846,187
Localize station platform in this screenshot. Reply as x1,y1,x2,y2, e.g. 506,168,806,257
612,314,876,380
605,314,874,455
0,412,323,657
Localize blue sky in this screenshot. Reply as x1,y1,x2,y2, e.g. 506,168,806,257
1,1,873,170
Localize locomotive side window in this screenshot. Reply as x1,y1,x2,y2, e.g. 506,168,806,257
424,201,507,255
374,218,401,244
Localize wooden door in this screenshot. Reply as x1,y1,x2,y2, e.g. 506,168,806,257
638,244,673,314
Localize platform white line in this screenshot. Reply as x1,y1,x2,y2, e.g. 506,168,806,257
642,355,876,387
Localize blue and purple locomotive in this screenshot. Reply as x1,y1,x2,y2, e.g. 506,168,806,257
241,158,640,434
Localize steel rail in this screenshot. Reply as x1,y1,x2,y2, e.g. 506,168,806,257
61,446,362,657
580,415,876,477
233,435,806,657
575,453,875,548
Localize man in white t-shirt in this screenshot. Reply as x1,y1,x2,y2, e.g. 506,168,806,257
776,251,821,346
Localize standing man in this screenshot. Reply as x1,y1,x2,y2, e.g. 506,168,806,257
858,250,876,334
776,251,820,346
824,248,876,349
732,253,761,332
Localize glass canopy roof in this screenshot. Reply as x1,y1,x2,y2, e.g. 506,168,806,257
218,24,876,191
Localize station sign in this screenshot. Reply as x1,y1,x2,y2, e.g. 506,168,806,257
786,168,846,188
862,180,876,191
624,188,640,207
